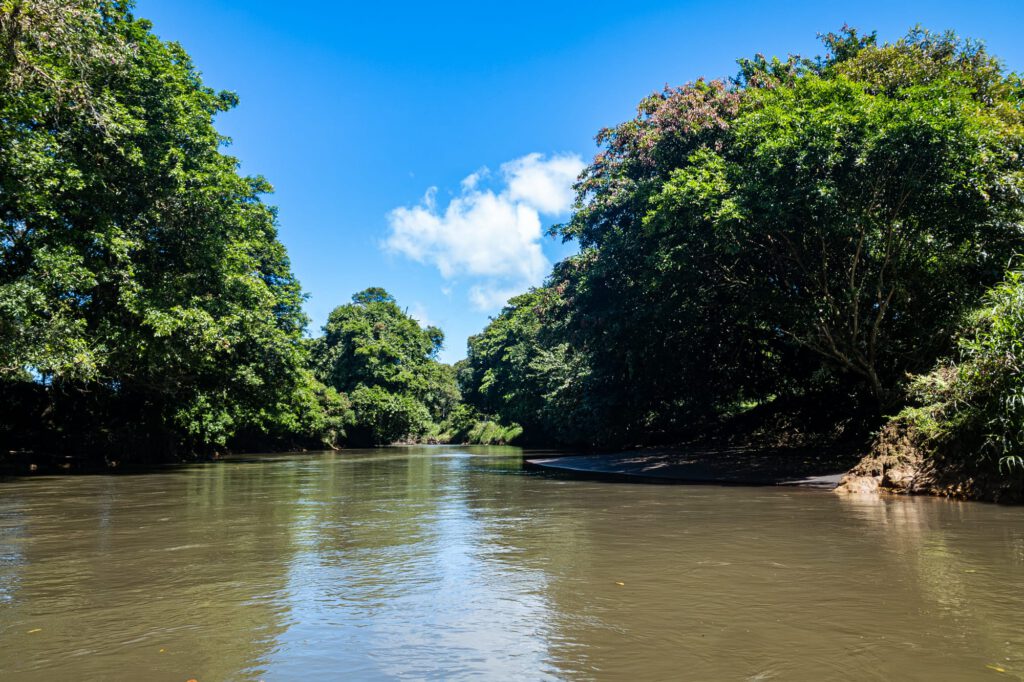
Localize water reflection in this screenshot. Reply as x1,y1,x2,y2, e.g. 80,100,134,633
0,447,1022,680
835,493,1024,676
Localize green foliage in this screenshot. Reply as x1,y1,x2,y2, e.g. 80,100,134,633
0,1,342,458
460,289,604,445
6,9,1024,468
463,420,524,446
462,26,1024,448
955,272,1024,476
704,69,1020,401
312,288,460,445
877,271,1024,494
313,288,442,396
347,385,430,446
437,404,523,445
462,291,547,425
439,403,480,442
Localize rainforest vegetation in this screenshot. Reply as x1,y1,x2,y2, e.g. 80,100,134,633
2,1,1024,496
0,0,342,461
310,287,460,446
0,1,474,459
459,27,1024,496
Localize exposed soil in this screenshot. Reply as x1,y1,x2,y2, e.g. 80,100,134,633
835,419,1024,503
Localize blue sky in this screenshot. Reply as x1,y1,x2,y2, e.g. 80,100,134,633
135,0,1024,363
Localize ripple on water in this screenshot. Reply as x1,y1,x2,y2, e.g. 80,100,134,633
0,448,1022,681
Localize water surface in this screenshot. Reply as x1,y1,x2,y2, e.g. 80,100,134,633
1,447,1022,680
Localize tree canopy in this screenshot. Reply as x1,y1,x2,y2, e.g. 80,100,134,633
5,5,1024,482
0,0,346,459
460,27,1024,448
312,288,459,445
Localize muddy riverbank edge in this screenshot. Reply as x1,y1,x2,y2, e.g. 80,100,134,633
524,446,856,490
833,420,1023,503
528,436,1022,504
524,394,1023,503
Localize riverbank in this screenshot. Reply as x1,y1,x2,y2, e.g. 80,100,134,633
0,442,337,477
526,439,1024,504
834,420,1024,504
528,392,1022,503
0,450,219,477
525,446,858,489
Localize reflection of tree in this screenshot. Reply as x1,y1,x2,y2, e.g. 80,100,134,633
837,494,1024,677
0,461,305,681
0,492,27,607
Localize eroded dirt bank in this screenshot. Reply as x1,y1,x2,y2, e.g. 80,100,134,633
835,420,1023,504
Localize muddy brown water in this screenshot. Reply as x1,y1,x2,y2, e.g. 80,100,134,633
1,446,1022,681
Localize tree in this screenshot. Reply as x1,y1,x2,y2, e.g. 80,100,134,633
460,287,607,445
647,63,1023,403
312,288,459,444
347,385,430,446
584,29,1019,401
471,27,1024,446
0,1,344,459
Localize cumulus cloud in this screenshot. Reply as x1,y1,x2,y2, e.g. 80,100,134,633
468,284,530,312
387,187,547,283
407,302,432,328
502,153,583,215
385,152,584,311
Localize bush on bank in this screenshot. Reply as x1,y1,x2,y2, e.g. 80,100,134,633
853,272,1024,502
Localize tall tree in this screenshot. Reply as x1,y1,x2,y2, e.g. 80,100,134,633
0,1,344,459
312,288,458,444
465,27,1024,446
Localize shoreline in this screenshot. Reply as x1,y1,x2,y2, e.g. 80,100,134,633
7,443,1015,503
524,447,853,490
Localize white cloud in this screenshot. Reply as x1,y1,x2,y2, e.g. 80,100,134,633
386,188,547,283
384,152,584,312
408,302,432,328
468,284,530,311
502,153,582,215
460,167,489,191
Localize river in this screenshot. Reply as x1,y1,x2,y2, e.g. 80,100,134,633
1,446,1022,680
